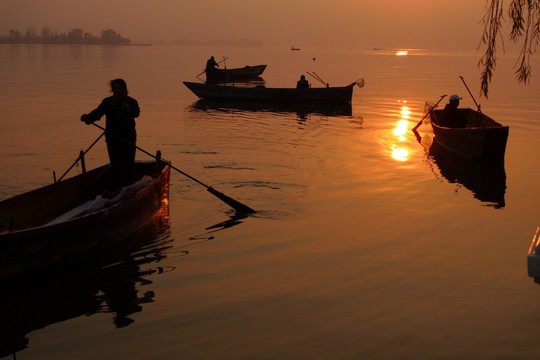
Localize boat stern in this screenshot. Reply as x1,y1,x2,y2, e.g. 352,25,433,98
527,226,540,281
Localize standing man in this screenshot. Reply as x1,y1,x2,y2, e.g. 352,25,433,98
205,56,219,73
81,78,140,196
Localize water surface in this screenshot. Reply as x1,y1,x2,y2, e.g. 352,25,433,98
1,45,540,359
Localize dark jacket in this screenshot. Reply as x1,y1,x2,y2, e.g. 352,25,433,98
440,103,467,128
87,96,140,143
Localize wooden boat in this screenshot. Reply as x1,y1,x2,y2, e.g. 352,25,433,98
205,64,267,81
428,108,509,161
183,80,363,104
0,156,170,282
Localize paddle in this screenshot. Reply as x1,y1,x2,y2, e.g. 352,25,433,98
196,56,229,77
459,75,482,115
411,94,447,132
90,123,256,214
57,131,105,182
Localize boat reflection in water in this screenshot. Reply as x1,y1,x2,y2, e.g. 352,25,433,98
191,99,353,119
428,139,506,208
0,202,179,358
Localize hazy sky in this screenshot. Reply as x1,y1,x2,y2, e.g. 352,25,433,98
1,0,489,50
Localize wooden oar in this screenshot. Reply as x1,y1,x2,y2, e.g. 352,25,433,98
459,75,482,115
90,123,256,214
411,94,447,132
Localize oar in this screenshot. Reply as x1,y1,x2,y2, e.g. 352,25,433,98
306,71,328,87
459,76,482,114
196,56,230,77
90,123,256,214
411,94,447,132
57,129,105,182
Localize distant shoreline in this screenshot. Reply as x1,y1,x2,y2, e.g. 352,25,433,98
0,42,151,46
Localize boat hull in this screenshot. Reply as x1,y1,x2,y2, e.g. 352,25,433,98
429,108,509,161
205,65,267,81
183,81,355,104
0,160,170,281
528,227,540,282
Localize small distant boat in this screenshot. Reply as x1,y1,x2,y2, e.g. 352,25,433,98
183,80,363,104
205,65,267,82
428,108,509,161
291,47,300,51
0,157,170,281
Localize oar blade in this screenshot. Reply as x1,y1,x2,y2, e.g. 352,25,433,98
207,187,256,214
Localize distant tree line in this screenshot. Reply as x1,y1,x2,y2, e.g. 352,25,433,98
0,27,130,45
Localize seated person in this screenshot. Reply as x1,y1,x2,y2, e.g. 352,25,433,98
296,75,309,88
440,94,468,128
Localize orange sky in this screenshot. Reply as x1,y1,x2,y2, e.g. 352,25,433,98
2,0,488,50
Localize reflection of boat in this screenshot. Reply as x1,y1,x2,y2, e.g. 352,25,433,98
0,157,171,281
205,65,267,82
191,99,353,117
183,80,363,104
0,206,176,358
428,108,509,161
429,140,506,208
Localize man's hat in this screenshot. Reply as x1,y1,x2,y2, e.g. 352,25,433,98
449,94,462,101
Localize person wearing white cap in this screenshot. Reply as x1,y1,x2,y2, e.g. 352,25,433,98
440,94,467,128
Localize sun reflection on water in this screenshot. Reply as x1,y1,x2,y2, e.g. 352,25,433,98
389,101,413,162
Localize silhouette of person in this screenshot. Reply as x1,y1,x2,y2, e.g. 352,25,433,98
205,56,219,73
440,94,467,128
80,79,140,196
297,75,309,88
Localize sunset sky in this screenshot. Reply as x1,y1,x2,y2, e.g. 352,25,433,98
2,0,490,51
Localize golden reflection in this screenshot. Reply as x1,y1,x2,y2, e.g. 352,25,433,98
391,146,408,161
389,102,413,162
396,50,408,56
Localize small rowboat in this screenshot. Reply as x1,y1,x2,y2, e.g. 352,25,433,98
183,79,363,104
0,156,170,281
428,108,509,161
205,65,267,82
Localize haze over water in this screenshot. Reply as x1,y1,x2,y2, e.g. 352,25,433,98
1,43,540,359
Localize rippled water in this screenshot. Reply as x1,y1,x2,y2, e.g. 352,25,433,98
2,44,540,359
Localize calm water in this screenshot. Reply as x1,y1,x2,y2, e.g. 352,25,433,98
2,44,540,359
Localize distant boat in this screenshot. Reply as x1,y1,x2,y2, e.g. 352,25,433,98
183,80,364,104
205,65,267,82
291,47,300,51
428,108,509,161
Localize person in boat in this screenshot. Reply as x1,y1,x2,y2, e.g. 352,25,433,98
80,78,140,196
205,56,219,73
296,75,310,88
440,94,468,128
